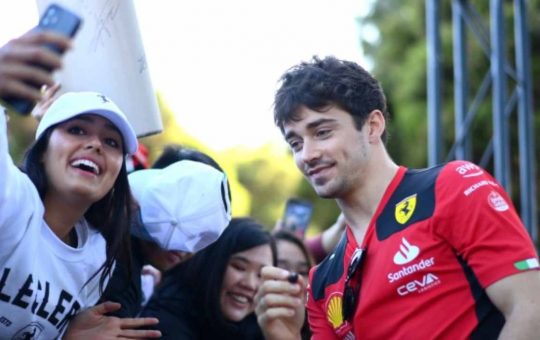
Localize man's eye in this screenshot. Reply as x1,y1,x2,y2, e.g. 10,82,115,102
288,140,302,152
316,129,331,138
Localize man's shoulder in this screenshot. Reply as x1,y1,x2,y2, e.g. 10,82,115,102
310,233,348,301
375,164,445,240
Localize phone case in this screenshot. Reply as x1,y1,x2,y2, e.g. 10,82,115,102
1,4,82,115
283,198,313,236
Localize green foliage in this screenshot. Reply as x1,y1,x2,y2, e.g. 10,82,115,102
359,0,540,239
228,144,340,233
141,93,251,217
5,113,38,165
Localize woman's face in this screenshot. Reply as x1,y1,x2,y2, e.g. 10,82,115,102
42,114,124,204
276,239,310,279
220,244,273,322
140,240,192,272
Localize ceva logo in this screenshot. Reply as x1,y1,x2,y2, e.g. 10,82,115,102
397,273,440,296
393,237,420,265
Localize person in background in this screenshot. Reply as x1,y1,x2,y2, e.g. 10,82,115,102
101,155,231,316
0,30,159,338
139,144,230,273
152,144,224,171
126,142,150,173
102,145,231,317
273,230,313,340
255,56,540,339
274,230,313,280
304,213,346,264
140,217,277,339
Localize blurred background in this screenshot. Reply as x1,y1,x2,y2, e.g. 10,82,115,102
2,0,539,242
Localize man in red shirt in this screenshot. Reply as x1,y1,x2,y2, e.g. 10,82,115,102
255,56,540,339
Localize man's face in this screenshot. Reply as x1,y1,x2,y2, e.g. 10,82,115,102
283,105,371,199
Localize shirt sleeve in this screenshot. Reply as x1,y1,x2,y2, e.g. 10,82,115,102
0,110,42,246
433,161,539,288
138,278,200,339
306,272,339,340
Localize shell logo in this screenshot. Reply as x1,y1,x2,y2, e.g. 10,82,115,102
326,294,344,329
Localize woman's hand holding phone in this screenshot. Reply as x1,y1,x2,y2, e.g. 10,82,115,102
0,4,80,115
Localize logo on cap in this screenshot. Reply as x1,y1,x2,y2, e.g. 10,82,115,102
97,94,110,103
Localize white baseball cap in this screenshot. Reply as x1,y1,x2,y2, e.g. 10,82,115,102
129,160,232,252
36,92,138,155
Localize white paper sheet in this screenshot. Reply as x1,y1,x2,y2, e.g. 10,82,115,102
36,0,162,137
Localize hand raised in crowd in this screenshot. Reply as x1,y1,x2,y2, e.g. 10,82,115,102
0,29,70,101
31,82,61,121
255,266,305,340
63,301,161,340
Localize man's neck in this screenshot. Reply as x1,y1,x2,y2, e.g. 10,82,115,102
338,154,400,244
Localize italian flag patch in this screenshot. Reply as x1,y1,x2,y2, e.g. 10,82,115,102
514,258,540,270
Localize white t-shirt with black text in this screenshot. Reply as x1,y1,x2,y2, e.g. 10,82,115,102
0,111,107,339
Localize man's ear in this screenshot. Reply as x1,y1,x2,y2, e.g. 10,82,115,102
367,109,386,143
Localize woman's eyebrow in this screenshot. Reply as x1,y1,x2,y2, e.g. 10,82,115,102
71,115,120,134
230,255,249,263
230,255,271,267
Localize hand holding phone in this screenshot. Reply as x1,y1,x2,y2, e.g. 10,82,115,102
282,198,313,239
0,4,81,115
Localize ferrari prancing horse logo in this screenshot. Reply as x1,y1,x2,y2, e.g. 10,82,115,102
395,194,417,224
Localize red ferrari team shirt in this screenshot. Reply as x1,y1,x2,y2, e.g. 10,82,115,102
307,161,539,340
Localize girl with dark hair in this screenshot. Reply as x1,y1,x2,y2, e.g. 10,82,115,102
273,230,314,340
0,89,158,338
274,230,313,279
140,217,277,339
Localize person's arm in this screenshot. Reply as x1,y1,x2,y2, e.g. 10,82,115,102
254,266,305,340
304,273,339,340
138,278,201,339
0,30,71,243
31,82,61,121
0,29,69,101
434,161,540,337
305,213,346,263
62,301,161,339
486,270,540,339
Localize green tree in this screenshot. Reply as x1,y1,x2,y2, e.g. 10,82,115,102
359,0,540,237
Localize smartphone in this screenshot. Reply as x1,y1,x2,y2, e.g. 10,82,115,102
282,198,313,238
1,4,82,115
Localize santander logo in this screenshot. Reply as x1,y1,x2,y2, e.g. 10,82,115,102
393,238,420,265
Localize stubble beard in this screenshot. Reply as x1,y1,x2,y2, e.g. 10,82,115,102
312,176,347,199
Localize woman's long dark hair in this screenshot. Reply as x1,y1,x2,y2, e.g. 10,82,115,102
22,126,133,294
170,217,277,332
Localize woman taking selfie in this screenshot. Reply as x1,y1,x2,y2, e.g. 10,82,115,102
140,217,277,339
0,83,157,338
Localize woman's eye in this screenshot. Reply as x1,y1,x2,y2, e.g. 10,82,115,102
67,126,85,135
231,263,246,272
104,138,120,149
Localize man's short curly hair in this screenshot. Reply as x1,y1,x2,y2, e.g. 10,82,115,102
273,56,389,143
